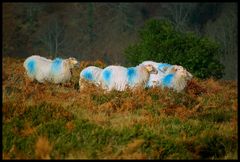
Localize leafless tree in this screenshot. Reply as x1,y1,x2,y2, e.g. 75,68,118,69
204,3,237,79
161,3,197,32
38,15,65,58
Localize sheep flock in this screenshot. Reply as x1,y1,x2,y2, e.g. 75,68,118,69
24,55,193,92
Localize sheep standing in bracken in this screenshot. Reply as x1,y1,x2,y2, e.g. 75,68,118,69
160,65,193,92
23,55,78,84
141,61,172,87
79,66,103,90
141,60,193,92
100,64,158,91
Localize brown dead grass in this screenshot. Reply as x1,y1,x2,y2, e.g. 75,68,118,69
3,56,237,122
186,78,207,97
2,57,238,159
66,150,89,159
35,136,53,159
101,139,147,159
20,122,36,137
202,77,223,93
123,139,145,154
65,121,75,132
2,144,31,160
79,59,107,71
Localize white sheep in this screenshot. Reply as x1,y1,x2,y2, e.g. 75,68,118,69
79,66,103,90
141,60,193,92
160,65,193,92
100,64,158,91
141,60,172,87
23,55,78,84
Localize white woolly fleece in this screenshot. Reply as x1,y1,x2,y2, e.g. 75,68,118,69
141,60,171,87
79,66,103,90
23,55,78,84
100,64,157,91
140,61,193,92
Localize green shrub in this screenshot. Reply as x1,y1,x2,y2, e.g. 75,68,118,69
124,19,224,79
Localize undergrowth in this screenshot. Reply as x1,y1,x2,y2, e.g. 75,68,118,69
2,56,238,159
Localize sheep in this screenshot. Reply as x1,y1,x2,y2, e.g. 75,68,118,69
100,64,158,91
23,55,79,84
141,60,193,92
160,65,193,92
79,66,103,90
141,61,172,87
141,61,172,73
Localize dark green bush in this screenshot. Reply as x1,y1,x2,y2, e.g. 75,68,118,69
124,19,224,79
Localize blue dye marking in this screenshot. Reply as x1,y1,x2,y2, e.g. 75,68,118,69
82,70,93,81
127,67,137,85
162,73,175,87
27,59,36,75
102,69,112,85
51,58,63,74
158,63,171,71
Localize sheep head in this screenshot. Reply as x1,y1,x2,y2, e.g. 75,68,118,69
67,57,79,68
170,65,193,81
144,64,158,74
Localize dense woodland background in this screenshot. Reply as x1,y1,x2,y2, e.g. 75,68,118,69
2,2,238,80
2,3,238,159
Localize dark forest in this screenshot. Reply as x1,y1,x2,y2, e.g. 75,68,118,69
3,2,237,79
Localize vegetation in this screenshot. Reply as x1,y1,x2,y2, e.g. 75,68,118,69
124,19,224,79
2,57,237,159
2,3,237,79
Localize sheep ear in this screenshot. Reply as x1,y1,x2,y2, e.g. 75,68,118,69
66,59,71,64
159,66,168,73
68,58,78,65
163,66,168,72
170,67,177,73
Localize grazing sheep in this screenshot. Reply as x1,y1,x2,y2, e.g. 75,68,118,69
141,60,193,92
23,55,78,84
100,64,158,91
79,66,103,90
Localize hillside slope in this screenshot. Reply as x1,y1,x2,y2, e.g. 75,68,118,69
2,57,238,159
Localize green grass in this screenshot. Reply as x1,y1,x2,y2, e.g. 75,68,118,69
2,57,238,159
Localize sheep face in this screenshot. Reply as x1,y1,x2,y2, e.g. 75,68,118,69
67,57,79,68
144,64,158,74
170,65,193,80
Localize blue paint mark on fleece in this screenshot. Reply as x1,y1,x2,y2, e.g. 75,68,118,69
127,67,137,85
82,70,94,81
102,69,112,85
162,73,175,87
51,58,63,74
158,63,171,72
27,59,36,75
